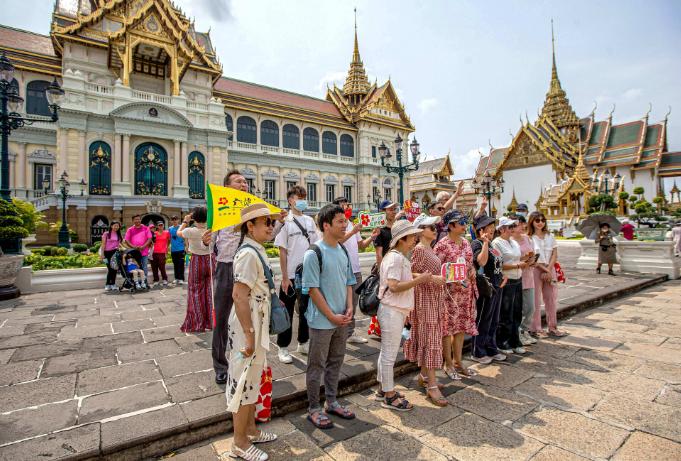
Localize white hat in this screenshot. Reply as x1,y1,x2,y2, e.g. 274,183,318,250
239,203,280,226
389,220,423,248
413,213,441,228
496,216,518,230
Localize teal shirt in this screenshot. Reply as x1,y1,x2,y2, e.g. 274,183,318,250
302,240,356,330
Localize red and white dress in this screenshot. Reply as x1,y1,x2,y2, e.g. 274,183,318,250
404,244,445,369
434,237,478,336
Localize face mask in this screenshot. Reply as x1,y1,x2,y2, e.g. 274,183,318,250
294,199,308,211
518,211,528,218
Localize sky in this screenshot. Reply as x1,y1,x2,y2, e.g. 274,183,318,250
4,0,681,183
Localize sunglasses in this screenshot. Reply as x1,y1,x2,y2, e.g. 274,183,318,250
263,217,276,227
535,218,546,223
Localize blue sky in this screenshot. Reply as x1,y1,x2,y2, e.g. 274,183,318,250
6,0,681,182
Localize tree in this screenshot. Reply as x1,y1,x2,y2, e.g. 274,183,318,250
633,186,645,196
588,193,616,213
652,195,665,211
12,199,46,234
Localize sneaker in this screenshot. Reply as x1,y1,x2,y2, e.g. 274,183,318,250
499,348,514,355
135,282,142,289
491,353,507,362
296,342,309,355
523,332,537,345
162,280,168,287
470,355,493,365
347,335,369,344
278,347,293,364
104,285,112,292
513,347,527,354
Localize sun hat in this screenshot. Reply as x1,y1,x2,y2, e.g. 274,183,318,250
496,216,518,230
389,220,423,248
239,203,281,229
378,200,397,211
473,214,496,231
413,213,441,228
442,209,468,227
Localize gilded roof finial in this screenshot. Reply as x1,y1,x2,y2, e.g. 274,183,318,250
590,100,598,118
342,7,370,100
645,102,652,121
609,103,616,120
664,106,672,123
551,19,558,88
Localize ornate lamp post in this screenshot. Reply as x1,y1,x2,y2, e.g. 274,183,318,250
79,178,87,196
56,171,71,248
378,135,420,206
472,171,505,216
0,53,64,202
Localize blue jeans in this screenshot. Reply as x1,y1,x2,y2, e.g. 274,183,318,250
140,255,149,277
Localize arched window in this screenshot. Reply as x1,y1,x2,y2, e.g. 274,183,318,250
225,114,233,132
322,131,337,155
134,142,168,196
88,141,111,195
303,127,319,152
26,80,51,116
282,124,300,149
340,134,354,157
236,116,257,144
188,151,205,199
260,120,279,147
90,215,109,245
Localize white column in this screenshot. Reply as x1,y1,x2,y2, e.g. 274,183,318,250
122,135,130,183
113,135,121,182
173,140,181,186
58,128,68,176
78,131,86,183
15,143,26,189
180,142,188,186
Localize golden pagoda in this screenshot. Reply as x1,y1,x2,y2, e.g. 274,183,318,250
342,11,371,106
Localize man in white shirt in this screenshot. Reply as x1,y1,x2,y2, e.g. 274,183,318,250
334,197,378,344
274,185,319,363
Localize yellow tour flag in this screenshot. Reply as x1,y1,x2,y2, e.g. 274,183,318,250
206,183,282,231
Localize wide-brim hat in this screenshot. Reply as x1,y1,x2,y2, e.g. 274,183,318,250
473,214,496,231
413,213,441,228
239,203,281,227
389,220,423,248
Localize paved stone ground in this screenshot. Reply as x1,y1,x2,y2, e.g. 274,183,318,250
158,280,681,461
0,243,671,459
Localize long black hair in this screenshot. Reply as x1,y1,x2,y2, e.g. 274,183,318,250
107,221,123,242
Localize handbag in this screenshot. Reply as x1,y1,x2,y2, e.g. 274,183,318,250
554,262,566,283
255,366,273,423
236,244,291,335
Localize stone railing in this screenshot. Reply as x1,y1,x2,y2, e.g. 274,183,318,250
85,82,114,94
131,89,172,105
186,101,208,111
576,239,680,279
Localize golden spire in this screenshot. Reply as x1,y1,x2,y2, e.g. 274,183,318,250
573,145,590,183
342,8,370,104
540,20,579,132
509,189,519,210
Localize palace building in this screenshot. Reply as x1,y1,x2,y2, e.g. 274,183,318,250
0,0,413,244
475,27,681,223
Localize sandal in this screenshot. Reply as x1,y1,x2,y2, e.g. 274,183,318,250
374,389,404,401
229,444,268,461
548,329,568,338
417,374,444,389
426,386,448,407
248,431,278,444
529,330,549,339
444,367,462,381
454,365,477,377
307,411,334,430
381,393,413,412
325,401,356,420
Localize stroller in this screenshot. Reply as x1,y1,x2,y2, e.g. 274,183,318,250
116,249,150,292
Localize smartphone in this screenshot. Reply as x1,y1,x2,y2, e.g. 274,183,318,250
533,254,540,263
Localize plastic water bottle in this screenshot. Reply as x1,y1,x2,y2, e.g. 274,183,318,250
401,326,411,341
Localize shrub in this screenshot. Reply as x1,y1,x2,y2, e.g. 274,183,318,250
57,247,68,256
632,186,645,196
12,199,46,234
0,199,29,241
22,253,104,271
265,247,279,258
72,243,88,253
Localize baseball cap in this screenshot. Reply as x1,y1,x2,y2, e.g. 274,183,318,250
378,200,397,211
473,214,496,230
413,213,441,228
496,216,518,230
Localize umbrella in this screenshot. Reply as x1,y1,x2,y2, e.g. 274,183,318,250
577,214,622,240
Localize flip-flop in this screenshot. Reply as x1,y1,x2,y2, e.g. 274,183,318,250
325,402,356,420
307,411,334,430
549,330,568,338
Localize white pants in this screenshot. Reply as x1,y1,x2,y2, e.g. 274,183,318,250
377,304,407,392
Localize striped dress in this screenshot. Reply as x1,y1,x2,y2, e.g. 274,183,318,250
404,244,445,369
181,225,215,333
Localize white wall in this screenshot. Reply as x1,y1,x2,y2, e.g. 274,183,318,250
500,164,555,211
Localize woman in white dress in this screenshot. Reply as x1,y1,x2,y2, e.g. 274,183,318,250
226,203,280,461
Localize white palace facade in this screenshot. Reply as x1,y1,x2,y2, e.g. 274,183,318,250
0,0,413,244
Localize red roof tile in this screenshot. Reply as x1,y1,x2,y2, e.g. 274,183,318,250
0,25,55,57
215,77,343,117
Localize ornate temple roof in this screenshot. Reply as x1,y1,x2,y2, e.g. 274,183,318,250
342,13,370,98
0,25,61,76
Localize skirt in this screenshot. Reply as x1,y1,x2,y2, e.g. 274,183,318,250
598,245,617,265
181,253,215,333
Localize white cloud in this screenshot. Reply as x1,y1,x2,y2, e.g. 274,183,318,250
315,71,346,91
451,147,486,179
418,97,439,115
622,88,642,100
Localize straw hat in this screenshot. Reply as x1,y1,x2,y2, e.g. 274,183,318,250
239,203,280,228
389,220,423,248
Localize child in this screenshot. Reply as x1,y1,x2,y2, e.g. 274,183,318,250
125,254,146,289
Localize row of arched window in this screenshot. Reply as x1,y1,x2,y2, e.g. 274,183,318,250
225,115,354,156
87,141,206,199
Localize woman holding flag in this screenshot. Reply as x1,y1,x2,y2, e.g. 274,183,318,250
178,206,215,333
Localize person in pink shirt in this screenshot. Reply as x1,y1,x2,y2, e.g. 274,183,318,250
124,214,153,280
621,219,635,241
512,215,538,346
101,221,122,291
151,221,171,287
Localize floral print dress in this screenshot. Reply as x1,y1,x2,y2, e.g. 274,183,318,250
434,236,478,336
225,237,271,413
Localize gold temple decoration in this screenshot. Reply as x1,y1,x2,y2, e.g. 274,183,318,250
342,8,370,104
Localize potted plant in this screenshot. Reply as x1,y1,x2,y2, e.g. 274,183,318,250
12,198,46,254
0,199,30,299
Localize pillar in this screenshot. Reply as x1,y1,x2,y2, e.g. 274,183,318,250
113,134,121,182
15,143,26,190
78,131,86,183
180,142,188,186
173,140,181,186
58,128,68,177
122,135,130,183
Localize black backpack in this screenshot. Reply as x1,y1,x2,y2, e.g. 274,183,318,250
355,263,381,316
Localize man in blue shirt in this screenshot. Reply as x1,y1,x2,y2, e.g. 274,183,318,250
168,215,186,285
302,204,356,429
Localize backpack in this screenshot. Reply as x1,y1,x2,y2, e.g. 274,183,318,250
355,265,381,316
295,243,350,307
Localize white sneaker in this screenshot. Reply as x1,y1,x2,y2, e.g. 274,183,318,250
514,347,527,354
491,353,507,362
521,332,537,345
296,342,309,355
162,280,168,287
347,335,368,344
499,348,514,355
470,355,493,365
278,347,293,364
104,285,112,291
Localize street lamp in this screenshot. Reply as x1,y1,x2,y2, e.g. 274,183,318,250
79,178,87,196
378,134,420,205
0,53,64,202
56,171,71,248
472,170,504,216
42,178,50,195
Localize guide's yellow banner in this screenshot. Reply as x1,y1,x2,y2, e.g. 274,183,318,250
206,183,282,231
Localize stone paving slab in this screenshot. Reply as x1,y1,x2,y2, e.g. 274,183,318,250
0,245,674,459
